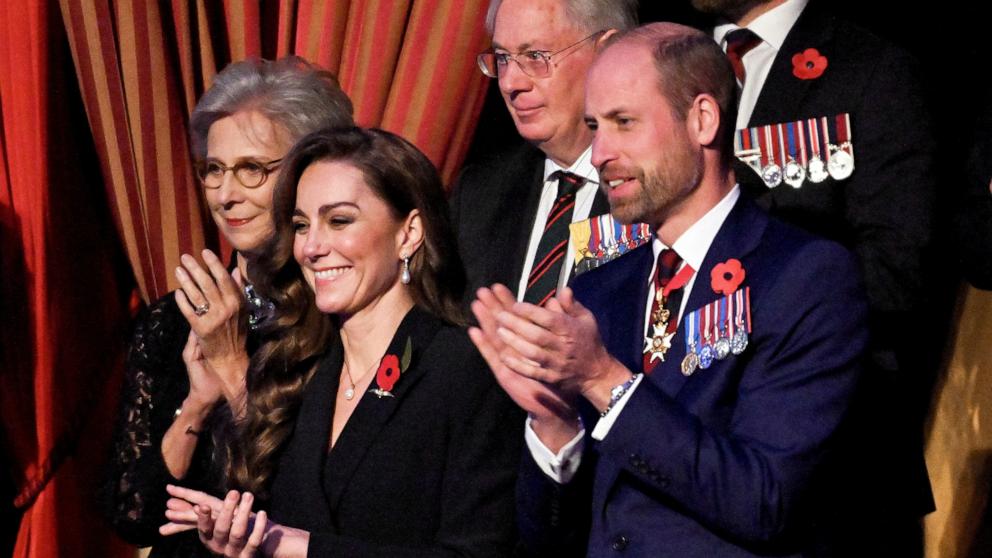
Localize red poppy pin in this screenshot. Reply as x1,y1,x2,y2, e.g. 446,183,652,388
792,48,827,80
711,258,746,295
369,338,413,398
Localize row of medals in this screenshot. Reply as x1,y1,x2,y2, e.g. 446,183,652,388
681,322,749,377
739,141,854,189
646,295,750,376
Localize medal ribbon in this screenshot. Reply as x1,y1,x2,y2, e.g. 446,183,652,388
589,215,601,255
796,120,807,165
684,309,697,353
775,124,787,168
760,125,772,168
807,118,821,160
820,116,831,150
786,122,799,166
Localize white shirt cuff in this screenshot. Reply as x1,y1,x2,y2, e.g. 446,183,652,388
591,374,644,441
524,416,585,484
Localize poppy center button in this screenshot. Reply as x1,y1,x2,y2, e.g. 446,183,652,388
611,534,629,551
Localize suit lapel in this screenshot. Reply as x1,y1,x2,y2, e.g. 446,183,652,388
653,198,767,397
322,307,443,512
274,338,342,530
589,187,610,218
748,4,835,126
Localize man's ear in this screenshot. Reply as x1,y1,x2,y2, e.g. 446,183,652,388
595,28,619,51
397,209,425,259
686,93,721,148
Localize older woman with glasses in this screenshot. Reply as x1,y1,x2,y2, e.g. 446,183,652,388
102,56,353,558
161,127,523,557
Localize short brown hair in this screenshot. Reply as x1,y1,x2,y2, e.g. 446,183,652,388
608,23,737,162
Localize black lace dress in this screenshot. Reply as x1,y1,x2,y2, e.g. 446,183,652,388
102,286,272,557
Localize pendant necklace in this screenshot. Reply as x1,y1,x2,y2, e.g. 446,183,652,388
342,357,380,401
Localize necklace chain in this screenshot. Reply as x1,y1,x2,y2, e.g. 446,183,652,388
342,356,381,400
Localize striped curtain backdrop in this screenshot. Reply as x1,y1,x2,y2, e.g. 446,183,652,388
60,0,491,304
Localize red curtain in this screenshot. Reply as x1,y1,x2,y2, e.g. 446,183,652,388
3,1,491,556
0,1,135,557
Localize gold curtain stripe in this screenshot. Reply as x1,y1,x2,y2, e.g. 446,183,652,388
74,0,151,300
196,0,217,90
146,2,184,292
172,2,198,115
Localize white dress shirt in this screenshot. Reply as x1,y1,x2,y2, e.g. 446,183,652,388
525,186,742,483
713,0,808,129
515,146,600,300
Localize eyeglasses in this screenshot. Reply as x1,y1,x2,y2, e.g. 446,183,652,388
477,31,604,79
195,158,283,189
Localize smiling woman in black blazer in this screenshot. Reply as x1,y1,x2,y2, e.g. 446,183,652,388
163,127,523,557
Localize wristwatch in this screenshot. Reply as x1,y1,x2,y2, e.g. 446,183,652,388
601,373,642,417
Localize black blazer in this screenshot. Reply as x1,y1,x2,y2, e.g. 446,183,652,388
449,141,609,303
737,1,936,359
268,307,524,557
730,1,937,519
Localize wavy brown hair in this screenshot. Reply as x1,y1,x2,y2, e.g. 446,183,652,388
230,127,466,498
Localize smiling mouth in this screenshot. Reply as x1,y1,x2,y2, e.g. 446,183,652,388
314,267,350,280
513,105,543,116
605,178,634,189
225,217,254,227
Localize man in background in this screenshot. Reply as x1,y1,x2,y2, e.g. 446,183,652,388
450,0,638,306
693,0,937,553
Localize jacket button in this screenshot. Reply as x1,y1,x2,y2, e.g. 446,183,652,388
611,534,629,551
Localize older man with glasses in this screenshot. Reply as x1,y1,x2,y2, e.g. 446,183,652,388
450,0,638,308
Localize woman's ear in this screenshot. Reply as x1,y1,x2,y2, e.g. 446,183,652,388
396,209,424,259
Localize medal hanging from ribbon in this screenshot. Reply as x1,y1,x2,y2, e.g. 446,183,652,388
735,113,854,189
827,113,854,180
783,120,806,188
643,262,695,368
681,287,752,377
572,214,652,276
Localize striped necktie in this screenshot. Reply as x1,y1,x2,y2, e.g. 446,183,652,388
724,28,762,87
523,171,585,306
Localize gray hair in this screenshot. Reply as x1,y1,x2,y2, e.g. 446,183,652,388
484,0,639,36
189,56,354,159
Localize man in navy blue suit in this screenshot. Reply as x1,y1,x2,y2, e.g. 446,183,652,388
470,22,869,557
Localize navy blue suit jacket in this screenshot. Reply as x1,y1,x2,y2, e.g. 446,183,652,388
518,197,869,557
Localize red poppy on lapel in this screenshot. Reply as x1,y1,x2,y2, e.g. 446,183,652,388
711,259,746,295
369,338,413,398
791,48,827,80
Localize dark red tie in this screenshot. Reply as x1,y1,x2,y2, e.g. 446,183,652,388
724,28,762,86
523,171,584,306
643,249,684,373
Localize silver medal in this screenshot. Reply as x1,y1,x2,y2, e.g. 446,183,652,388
783,159,806,188
807,155,828,183
714,336,731,360
827,146,854,180
731,329,749,355
761,163,783,188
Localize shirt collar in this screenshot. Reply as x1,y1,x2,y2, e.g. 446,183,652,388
713,0,808,51
543,145,599,185
653,185,741,273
